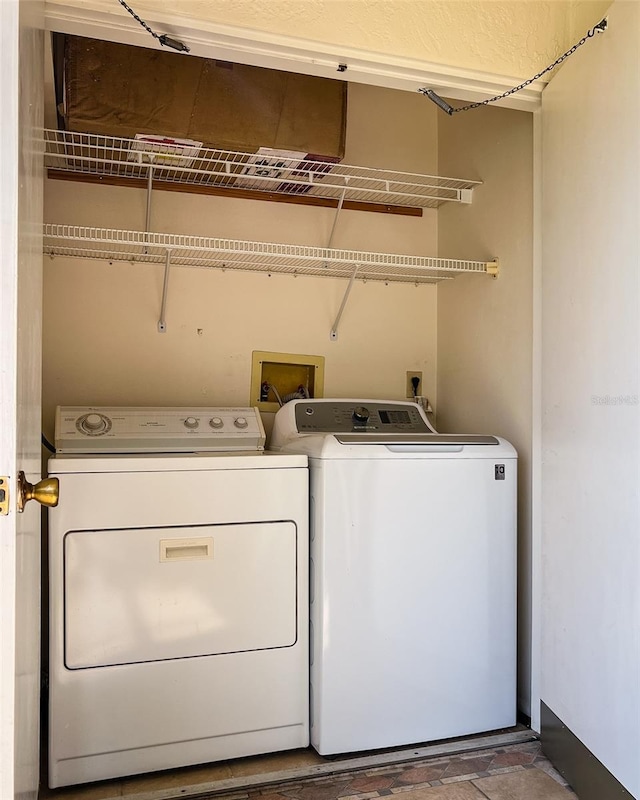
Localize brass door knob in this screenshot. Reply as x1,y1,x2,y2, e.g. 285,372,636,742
17,472,59,513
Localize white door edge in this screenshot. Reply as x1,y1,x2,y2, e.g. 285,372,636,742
0,0,21,793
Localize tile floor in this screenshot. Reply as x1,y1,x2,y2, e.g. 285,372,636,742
206,741,577,800
41,741,577,800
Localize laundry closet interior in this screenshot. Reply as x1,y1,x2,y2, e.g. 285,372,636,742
39,22,534,799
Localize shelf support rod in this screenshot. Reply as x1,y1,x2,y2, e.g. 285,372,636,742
330,261,359,341
327,188,347,250
158,249,171,333
145,164,154,232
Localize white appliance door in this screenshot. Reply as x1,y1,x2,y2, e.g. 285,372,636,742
311,454,517,754
540,1,640,796
64,522,297,667
0,4,43,798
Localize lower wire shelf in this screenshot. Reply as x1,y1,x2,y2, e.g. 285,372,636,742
43,225,499,285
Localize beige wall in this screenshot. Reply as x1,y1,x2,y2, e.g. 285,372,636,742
42,83,439,440
437,105,533,714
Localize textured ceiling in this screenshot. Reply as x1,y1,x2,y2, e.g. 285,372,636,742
117,0,612,78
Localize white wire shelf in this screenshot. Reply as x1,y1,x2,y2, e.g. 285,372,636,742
44,130,482,210
43,225,498,285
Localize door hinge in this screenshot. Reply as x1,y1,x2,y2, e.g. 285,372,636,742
0,477,9,515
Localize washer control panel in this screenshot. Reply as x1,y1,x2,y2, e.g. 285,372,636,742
294,400,431,433
55,407,266,453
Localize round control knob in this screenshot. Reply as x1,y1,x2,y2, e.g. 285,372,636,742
209,417,224,429
184,416,199,429
353,406,370,423
234,417,249,429
76,411,111,436
84,413,106,431
76,412,112,436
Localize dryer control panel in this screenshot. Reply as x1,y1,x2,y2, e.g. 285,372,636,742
55,406,266,453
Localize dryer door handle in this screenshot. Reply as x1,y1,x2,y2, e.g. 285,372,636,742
160,537,214,562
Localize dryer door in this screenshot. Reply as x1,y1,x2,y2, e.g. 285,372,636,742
64,521,298,668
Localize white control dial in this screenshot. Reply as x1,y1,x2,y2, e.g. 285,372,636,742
209,417,224,429
85,413,105,431
184,417,199,429
234,417,248,429
76,412,112,436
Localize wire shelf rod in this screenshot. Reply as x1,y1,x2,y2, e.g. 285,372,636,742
44,247,455,285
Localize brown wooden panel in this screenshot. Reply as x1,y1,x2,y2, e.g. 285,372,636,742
275,72,347,157
63,35,346,159
189,60,287,152
65,36,203,141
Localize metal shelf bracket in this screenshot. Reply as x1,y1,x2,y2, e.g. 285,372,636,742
330,262,360,341
158,249,172,333
328,189,347,249
145,163,154,233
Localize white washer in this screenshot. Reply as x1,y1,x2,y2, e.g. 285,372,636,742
271,399,517,755
48,406,309,788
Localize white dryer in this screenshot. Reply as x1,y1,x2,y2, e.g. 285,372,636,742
47,406,308,788
270,399,517,756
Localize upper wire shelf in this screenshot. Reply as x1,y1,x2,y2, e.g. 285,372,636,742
43,225,498,285
44,130,482,210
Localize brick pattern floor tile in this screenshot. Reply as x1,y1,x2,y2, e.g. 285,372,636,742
208,741,577,800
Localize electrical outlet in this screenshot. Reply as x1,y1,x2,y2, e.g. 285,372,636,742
406,371,422,398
